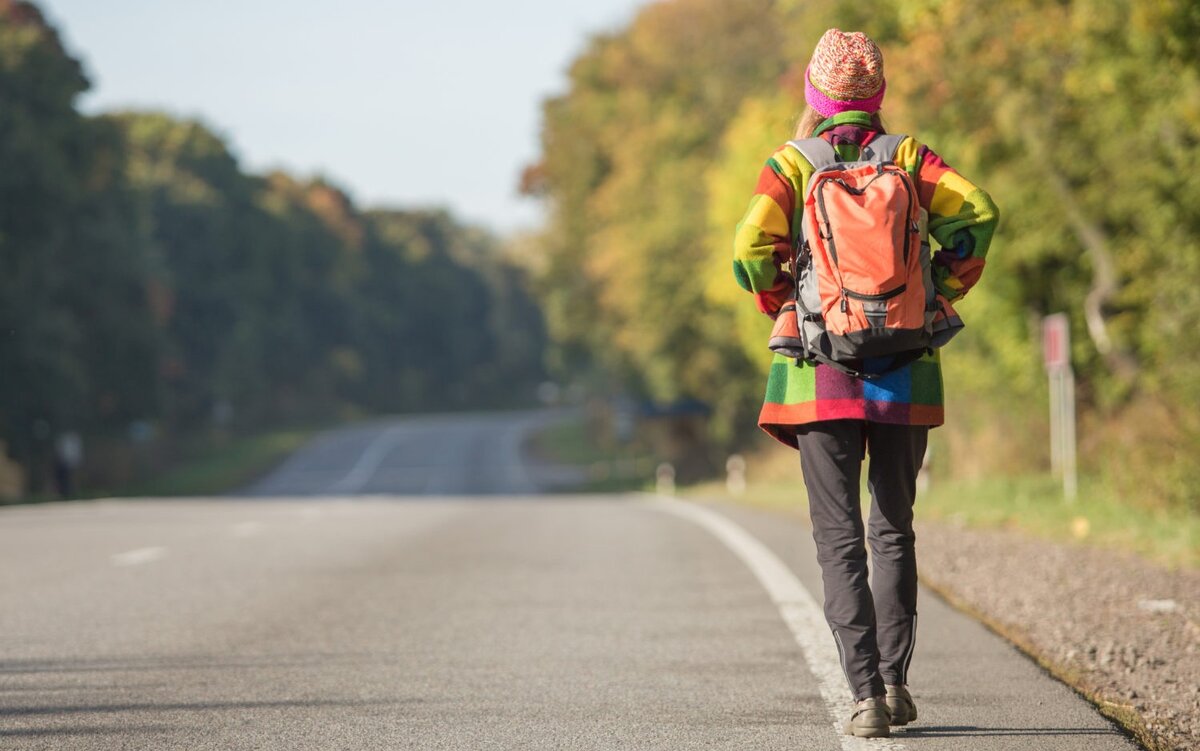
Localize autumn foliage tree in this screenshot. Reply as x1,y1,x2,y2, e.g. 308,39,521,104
529,0,1200,509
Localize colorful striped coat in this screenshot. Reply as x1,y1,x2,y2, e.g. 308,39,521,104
733,111,999,448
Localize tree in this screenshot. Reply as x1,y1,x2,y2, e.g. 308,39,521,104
0,1,157,490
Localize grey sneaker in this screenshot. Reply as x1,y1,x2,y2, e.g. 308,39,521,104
843,696,891,738
885,684,917,726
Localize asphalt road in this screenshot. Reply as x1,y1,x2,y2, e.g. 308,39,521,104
241,410,576,497
0,411,1138,750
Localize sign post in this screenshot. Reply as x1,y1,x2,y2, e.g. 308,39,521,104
1042,314,1077,501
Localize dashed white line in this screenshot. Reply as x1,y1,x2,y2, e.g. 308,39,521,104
647,496,906,750
110,546,167,567
327,427,405,494
298,507,325,521
231,521,264,538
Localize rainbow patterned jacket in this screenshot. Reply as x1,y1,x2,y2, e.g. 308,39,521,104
732,111,999,448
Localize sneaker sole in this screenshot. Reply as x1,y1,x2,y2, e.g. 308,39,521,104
844,722,891,738
844,712,892,738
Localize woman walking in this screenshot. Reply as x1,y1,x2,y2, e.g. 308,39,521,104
732,29,999,738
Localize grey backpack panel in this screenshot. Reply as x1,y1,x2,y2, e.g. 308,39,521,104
861,133,907,163
787,137,839,171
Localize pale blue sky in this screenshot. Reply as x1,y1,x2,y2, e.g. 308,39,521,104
39,0,647,234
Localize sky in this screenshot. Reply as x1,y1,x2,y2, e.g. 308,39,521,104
38,0,648,234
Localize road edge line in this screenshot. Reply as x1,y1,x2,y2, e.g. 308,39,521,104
644,495,905,750
111,546,167,567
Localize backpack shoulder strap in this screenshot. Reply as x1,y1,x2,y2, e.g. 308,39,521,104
786,138,838,170
861,133,907,163
789,134,908,166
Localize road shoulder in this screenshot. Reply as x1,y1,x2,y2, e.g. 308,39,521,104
916,518,1197,751
690,494,1184,751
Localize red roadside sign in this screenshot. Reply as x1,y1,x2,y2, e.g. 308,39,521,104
1042,313,1070,371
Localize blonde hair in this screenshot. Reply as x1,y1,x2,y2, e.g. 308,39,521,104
793,105,886,139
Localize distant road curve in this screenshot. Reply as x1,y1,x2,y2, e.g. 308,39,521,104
240,408,582,497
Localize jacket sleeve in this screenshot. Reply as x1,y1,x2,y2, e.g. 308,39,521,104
910,143,1000,302
732,154,797,318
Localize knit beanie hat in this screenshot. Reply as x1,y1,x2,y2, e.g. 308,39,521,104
805,29,886,118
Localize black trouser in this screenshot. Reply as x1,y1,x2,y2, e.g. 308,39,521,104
796,420,928,702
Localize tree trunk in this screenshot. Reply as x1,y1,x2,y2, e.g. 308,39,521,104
1019,126,1140,387
1044,169,1141,386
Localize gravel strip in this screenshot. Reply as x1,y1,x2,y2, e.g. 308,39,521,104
916,518,1200,751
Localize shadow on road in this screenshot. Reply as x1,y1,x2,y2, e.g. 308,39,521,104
0,652,396,675
901,724,1127,738
0,725,175,739
0,698,407,718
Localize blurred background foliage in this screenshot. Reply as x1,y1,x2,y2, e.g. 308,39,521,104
4,0,1199,516
0,1,547,496
526,0,1200,512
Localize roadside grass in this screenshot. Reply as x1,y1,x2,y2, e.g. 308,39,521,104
527,417,606,466
687,477,806,513
2,427,320,505
685,466,1198,570
915,474,1198,570
115,427,320,498
525,415,655,493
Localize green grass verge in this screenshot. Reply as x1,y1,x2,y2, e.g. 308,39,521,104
685,472,1198,570
917,474,1198,570
525,415,655,493
527,417,606,466
118,427,319,498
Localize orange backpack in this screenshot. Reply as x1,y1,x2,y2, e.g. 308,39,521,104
768,134,957,377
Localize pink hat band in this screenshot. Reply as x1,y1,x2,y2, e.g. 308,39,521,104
805,65,886,117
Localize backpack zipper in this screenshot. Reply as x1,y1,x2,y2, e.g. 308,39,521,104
842,283,907,302
816,166,920,315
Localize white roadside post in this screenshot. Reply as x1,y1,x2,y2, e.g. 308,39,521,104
1042,313,1077,501
725,454,746,496
655,462,676,496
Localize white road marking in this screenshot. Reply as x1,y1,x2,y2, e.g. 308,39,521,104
111,546,167,567
328,428,405,494
298,507,325,521
648,496,906,750
1137,599,1179,614
231,521,263,538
